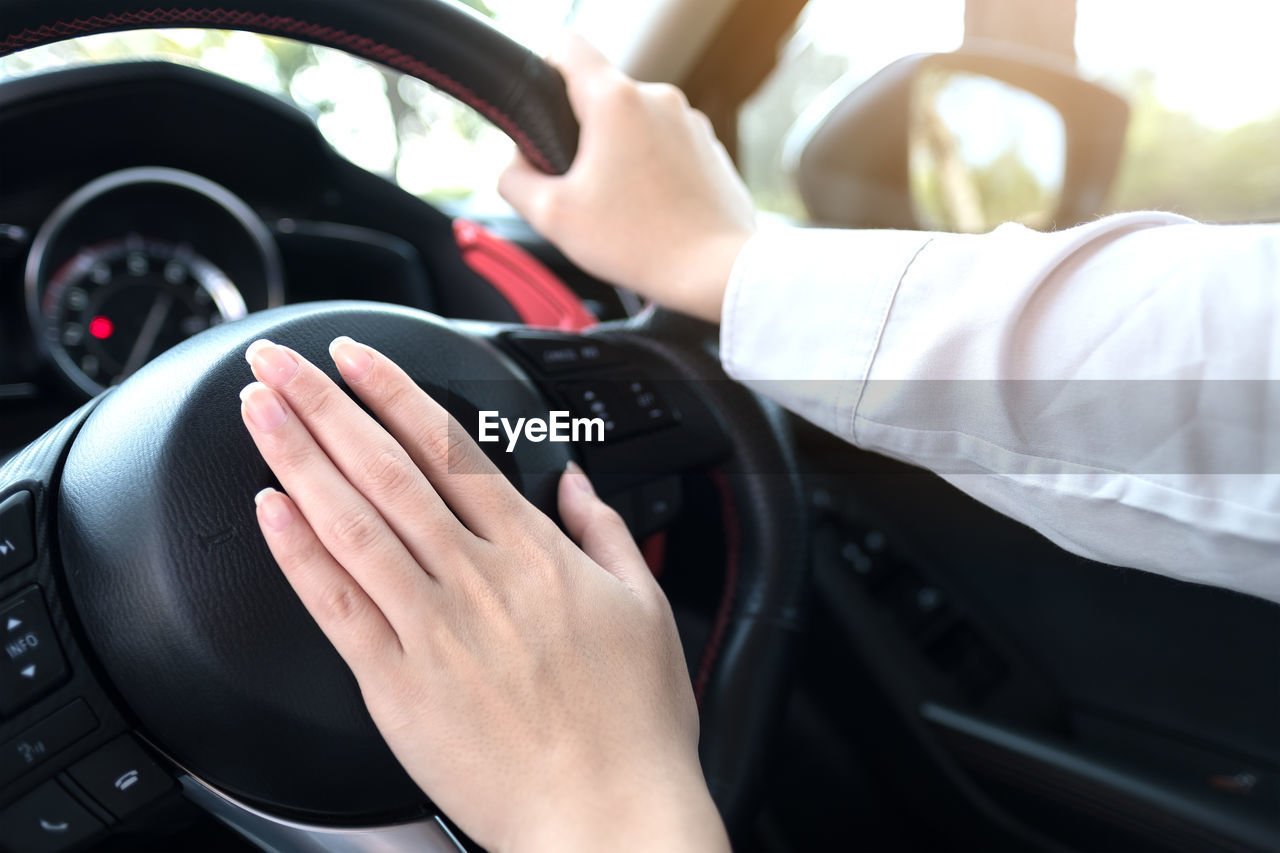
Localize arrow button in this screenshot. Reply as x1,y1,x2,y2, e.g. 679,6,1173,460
0,586,69,715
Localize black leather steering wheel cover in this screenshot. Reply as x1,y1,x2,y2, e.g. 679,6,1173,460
596,308,810,833
0,0,579,174
58,303,574,820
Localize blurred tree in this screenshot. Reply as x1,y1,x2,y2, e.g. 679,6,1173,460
974,144,1053,226
1107,73,1280,222
738,39,849,219
911,69,985,232
375,0,493,178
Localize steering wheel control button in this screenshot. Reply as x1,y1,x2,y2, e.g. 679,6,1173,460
560,380,678,441
503,333,624,375
0,780,104,853
639,477,682,530
0,492,36,579
0,587,68,715
608,476,684,540
622,380,677,429
67,735,173,820
0,700,98,788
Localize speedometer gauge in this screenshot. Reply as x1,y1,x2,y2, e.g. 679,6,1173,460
26,167,284,397
41,237,247,394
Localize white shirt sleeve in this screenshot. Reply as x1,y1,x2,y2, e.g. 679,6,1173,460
719,212,1280,603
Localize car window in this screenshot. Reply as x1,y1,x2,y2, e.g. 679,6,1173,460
0,0,577,206
741,0,1280,225
1077,0,1280,223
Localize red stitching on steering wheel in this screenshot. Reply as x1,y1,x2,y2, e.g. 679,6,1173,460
694,469,740,705
0,7,556,173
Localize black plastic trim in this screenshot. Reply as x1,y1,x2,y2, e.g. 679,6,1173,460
923,702,1280,853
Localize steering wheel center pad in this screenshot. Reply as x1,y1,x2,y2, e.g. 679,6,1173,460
0,0,579,174
58,303,571,819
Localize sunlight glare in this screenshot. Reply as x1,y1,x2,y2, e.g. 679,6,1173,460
1077,0,1280,129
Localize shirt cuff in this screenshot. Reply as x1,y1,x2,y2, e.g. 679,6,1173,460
719,227,934,440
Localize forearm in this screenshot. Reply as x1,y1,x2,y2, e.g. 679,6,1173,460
721,214,1280,602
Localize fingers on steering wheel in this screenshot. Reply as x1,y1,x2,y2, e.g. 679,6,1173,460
244,339,470,561
557,462,651,592
253,487,403,665
327,336,539,541
239,381,439,625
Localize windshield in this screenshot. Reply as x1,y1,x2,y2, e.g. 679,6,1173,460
0,1,580,206
1077,0,1280,222
5,1,1279,224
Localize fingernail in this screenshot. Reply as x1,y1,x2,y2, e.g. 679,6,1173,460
244,339,271,363
247,339,299,387
330,336,374,382
240,383,288,431
255,488,294,531
564,460,595,496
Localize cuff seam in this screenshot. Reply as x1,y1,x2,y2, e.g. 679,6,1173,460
847,236,935,444
719,231,759,377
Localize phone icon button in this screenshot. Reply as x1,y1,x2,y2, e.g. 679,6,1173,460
0,780,103,850
68,736,174,820
113,769,140,791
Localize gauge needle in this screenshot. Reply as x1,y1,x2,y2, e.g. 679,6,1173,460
121,292,174,379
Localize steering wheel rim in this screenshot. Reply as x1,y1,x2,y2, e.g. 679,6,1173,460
0,2,809,847
0,0,580,174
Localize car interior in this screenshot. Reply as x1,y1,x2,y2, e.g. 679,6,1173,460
0,1,1277,851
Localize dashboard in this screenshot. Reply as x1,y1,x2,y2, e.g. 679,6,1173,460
0,60,619,455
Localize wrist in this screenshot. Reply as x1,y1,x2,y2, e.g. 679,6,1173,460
641,228,754,325
501,756,728,853
692,230,754,326
708,229,755,327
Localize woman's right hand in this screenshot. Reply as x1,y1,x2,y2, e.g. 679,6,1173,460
498,36,758,325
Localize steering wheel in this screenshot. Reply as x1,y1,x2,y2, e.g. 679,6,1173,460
0,2,808,850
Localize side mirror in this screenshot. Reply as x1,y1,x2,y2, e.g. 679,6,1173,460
791,46,1128,232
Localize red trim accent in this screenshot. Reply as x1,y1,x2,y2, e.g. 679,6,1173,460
0,8,556,173
454,219,596,331
694,469,739,706
641,531,667,579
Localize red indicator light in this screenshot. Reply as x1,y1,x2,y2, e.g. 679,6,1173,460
89,316,114,340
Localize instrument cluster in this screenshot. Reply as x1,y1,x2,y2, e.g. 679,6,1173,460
23,167,284,395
